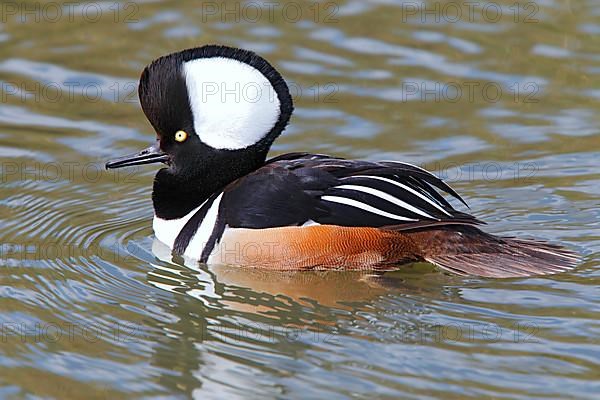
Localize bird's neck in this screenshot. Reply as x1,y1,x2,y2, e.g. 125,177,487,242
152,151,267,220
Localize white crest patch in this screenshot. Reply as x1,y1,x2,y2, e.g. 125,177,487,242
183,57,281,150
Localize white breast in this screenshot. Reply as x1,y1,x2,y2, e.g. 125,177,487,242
152,194,224,260
153,205,202,249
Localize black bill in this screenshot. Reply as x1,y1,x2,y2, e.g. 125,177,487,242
105,143,170,169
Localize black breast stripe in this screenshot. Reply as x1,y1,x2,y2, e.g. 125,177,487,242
199,212,226,263
173,193,220,255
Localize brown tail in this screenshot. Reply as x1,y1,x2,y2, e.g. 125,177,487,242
405,226,579,278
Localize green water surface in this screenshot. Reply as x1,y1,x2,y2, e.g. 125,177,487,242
0,1,598,398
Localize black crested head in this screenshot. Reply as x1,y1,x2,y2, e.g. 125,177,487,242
139,45,293,158
136,45,294,219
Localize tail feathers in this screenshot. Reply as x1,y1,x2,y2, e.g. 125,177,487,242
408,227,579,278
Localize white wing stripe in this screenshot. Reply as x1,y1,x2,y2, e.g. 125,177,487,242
321,195,417,221
334,184,437,219
346,175,452,216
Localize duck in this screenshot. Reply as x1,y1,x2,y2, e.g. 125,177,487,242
106,45,578,278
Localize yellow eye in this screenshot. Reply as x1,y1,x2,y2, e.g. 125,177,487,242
174,130,188,142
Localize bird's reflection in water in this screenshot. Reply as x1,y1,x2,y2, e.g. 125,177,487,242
148,239,462,313
144,239,470,397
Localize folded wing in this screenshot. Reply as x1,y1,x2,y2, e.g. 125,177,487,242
221,153,482,230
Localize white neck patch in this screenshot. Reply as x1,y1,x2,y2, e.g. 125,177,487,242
182,57,281,150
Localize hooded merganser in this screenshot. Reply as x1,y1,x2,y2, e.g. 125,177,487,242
106,45,578,278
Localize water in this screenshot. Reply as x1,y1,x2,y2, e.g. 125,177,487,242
0,0,599,398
